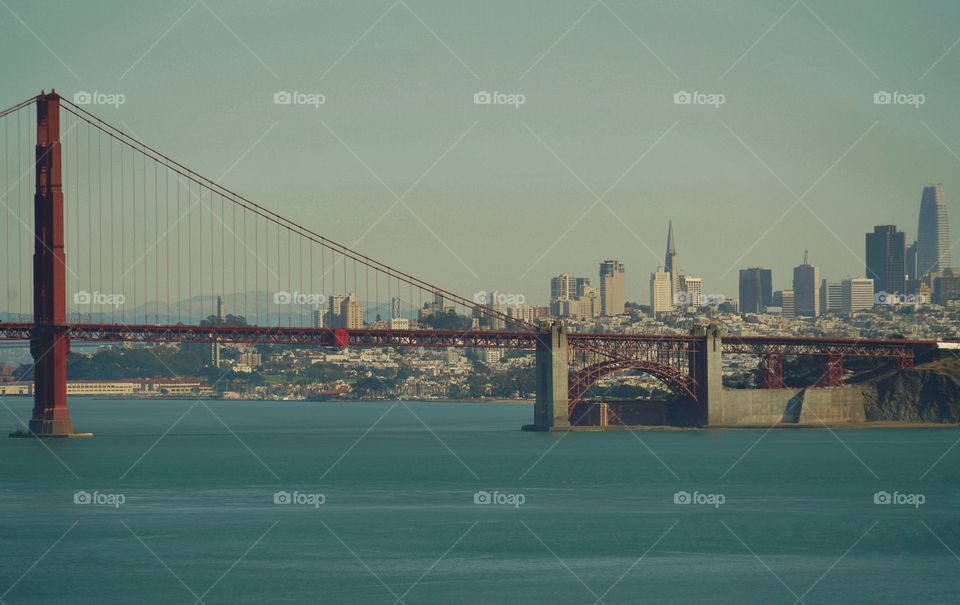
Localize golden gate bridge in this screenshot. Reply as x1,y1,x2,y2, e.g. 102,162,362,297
0,91,945,437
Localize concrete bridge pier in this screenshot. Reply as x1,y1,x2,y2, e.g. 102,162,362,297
690,323,723,426
526,321,570,431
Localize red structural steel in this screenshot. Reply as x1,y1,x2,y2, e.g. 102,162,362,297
567,358,698,413
25,92,74,436
759,353,785,389
817,354,846,388
722,335,933,358
0,322,942,357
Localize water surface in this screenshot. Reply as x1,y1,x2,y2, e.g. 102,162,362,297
1,398,958,604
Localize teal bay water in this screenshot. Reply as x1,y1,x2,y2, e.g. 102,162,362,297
1,397,959,604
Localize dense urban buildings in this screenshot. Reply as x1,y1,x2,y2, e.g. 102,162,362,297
550,274,598,318
917,184,951,275
599,260,625,316
866,225,906,295
933,269,960,306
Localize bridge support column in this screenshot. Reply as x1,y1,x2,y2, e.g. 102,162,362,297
526,321,569,431
817,354,844,388
759,353,784,388
12,91,90,439
691,323,723,426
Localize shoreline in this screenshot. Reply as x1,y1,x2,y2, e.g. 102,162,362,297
12,396,957,428
60,395,534,405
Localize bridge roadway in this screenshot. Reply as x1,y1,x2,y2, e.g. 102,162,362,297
0,322,943,358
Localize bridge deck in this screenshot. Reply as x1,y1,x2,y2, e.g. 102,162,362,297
0,322,942,356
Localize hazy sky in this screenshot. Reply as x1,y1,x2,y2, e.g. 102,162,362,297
2,0,959,305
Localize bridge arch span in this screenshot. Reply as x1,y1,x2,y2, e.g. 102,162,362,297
567,358,698,414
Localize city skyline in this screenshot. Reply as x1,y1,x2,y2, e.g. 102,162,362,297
3,2,959,303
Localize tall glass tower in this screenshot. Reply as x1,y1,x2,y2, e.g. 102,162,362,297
917,184,950,276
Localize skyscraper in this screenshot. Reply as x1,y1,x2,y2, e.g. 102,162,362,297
599,260,625,315
819,280,843,314
550,274,576,302
774,290,795,318
906,241,919,280
917,184,951,276
866,225,906,295
678,275,702,310
842,278,874,313
738,268,773,314
326,294,345,327
649,267,672,315
339,293,364,329
664,221,679,306
792,251,820,317
575,277,591,298
485,290,504,330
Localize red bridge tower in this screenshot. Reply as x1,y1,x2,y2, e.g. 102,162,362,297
13,91,89,438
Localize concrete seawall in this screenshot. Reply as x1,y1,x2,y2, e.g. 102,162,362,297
712,386,869,426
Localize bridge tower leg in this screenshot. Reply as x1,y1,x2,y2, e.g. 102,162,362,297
13,91,89,438
817,354,844,388
691,323,723,425
525,321,569,431
759,353,784,388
